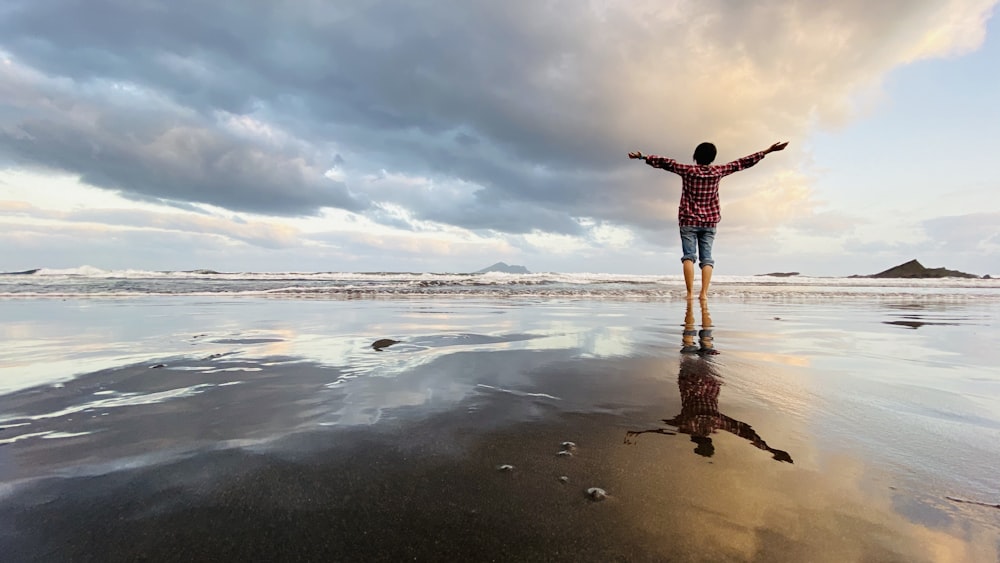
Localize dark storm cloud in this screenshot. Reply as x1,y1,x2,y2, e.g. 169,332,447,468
0,56,365,216
0,0,640,231
0,108,364,216
3,0,621,158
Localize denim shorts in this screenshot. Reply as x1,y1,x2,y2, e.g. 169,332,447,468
680,226,716,268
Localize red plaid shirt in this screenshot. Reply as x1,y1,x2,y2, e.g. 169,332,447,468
644,152,765,227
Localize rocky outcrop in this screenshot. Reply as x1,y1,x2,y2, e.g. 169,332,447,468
853,259,979,279
475,262,531,274
371,339,400,351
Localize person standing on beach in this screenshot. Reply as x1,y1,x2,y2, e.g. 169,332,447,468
629,141,788,300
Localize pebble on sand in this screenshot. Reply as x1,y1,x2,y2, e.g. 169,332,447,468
587,487,607,501
371,338,401,351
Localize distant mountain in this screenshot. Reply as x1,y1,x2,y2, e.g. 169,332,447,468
851,259,979,279
475,262,531,274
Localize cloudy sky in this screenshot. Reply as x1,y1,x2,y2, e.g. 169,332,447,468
1,0,998,275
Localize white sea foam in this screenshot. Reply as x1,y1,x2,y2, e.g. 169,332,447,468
2,267,998,300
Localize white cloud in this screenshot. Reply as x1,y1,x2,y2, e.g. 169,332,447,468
521,231,591,255
590,222,636,249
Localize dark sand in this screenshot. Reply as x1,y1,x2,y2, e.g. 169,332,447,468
1,297,999,561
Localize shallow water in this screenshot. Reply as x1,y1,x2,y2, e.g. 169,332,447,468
1,297,998,560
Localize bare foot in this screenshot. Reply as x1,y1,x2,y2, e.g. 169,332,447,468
699,293,708,301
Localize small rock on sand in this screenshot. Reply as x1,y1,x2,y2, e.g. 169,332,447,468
587,487,607,501
371,339,401,351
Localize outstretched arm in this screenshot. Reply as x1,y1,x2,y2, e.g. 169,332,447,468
764,141,789,155
629,151,680,173
717,141,790,176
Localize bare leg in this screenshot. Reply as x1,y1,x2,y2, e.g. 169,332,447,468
683,260,695,299
699,265,713,300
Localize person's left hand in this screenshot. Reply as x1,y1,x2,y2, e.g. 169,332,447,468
628,151,644,159
765,142,789,154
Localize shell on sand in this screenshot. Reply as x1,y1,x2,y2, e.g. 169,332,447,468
586,487,607,501
496,464,515,472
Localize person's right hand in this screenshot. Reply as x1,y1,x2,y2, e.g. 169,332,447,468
628,151,644,159
765,142,789,154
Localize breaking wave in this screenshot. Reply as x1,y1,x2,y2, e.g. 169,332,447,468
2,266,998,300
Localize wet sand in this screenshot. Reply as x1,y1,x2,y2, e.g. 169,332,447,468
1,297,999,561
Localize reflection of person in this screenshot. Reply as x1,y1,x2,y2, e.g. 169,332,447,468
626,300,793,463
681,294,717,356
629,141,788,300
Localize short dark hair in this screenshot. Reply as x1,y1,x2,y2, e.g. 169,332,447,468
693,142,717,165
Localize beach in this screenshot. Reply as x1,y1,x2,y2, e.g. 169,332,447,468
2,279,1000,561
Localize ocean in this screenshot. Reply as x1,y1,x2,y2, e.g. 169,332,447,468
3,266,999,299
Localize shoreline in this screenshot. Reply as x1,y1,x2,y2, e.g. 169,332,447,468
2,297,998,560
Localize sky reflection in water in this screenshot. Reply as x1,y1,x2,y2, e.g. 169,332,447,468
1,296,998,559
